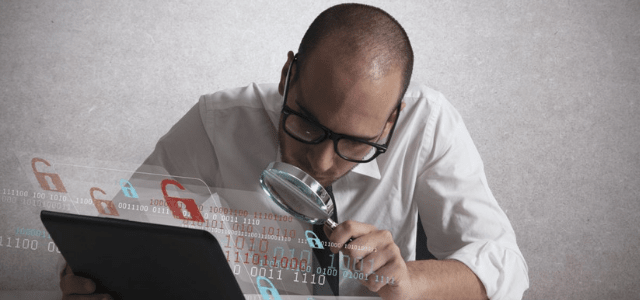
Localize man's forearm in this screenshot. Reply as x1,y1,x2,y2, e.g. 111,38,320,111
405,259,488,300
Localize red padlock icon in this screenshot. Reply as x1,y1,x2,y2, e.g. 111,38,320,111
161,179,204,222
31,157,67,193
90,187,119,216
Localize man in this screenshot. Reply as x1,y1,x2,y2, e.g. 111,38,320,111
60,3,528,299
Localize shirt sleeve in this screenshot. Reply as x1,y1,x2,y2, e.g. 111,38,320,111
414,95,529,299
136,97,222,188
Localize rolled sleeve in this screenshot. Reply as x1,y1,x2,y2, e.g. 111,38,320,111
415,96,529,299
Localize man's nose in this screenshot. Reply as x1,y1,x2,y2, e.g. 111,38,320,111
307,139,335,173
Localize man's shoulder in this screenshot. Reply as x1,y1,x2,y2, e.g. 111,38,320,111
195,83,281,144
199,83,280,112
399,82,453,123
194,81,451,120
403,82,448,105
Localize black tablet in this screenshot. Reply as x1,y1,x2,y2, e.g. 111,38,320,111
40,210,246,300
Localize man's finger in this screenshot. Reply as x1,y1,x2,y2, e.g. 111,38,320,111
341,229,395,259
355,250,386,275
329,220,377,252
62,294,113,300
361,262,401,292
60,264,72,278
60,274,96,295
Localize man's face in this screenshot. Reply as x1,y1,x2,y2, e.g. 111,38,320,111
277,48,403,187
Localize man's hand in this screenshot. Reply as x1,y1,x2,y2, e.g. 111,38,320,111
327,221,489,300
327,220,415,300
60,264,113,300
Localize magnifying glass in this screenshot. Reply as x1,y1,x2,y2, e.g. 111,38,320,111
259,161,339,229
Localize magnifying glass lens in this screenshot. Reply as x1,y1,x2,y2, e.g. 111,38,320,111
260,162,333,225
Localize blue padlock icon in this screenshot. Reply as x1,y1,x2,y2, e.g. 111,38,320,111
119,179,138,198
305,230,324,249
257,276,282,300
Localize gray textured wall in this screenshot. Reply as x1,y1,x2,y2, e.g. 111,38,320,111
1,1,639,299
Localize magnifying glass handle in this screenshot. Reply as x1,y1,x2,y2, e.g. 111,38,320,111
324,218,354,245
325,218,339,229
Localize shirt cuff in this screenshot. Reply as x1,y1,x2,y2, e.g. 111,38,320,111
447,240,530,300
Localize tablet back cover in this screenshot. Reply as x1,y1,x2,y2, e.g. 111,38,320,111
41,210,245,300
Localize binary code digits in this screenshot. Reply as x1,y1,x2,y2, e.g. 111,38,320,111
3,156,395,298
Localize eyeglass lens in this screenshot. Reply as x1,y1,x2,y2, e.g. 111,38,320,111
284,114,380,161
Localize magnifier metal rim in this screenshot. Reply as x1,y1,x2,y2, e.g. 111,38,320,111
259,161,334,225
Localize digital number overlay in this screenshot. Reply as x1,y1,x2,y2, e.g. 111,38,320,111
2,154,392,298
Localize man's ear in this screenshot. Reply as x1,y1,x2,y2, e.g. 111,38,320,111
381,101,406,137
278,51,296,96
387,101,406,123
399,101,407,113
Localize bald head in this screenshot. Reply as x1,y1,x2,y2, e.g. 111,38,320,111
295,3,414,104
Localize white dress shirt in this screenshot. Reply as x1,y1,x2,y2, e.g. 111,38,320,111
140,82,529,299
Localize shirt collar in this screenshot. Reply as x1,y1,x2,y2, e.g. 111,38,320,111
350,159,382,179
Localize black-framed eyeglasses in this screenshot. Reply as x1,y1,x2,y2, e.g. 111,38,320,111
281,54,401,163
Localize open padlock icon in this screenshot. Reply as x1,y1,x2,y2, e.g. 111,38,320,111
119,179,138,198
31,157,67,193
90,187,119,216
161,179,204,222
305,230,324,249
256,276,282,300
